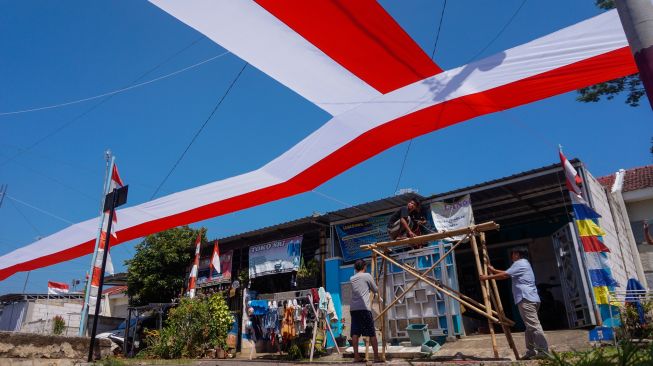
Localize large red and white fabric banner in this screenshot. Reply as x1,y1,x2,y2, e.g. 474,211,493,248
0,2,638,281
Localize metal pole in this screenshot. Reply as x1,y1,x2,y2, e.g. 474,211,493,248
87,189,117,362
615,0,653,109
21,271,30,294
79,153,114,336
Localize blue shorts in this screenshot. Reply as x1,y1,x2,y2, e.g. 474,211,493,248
350,310,376,337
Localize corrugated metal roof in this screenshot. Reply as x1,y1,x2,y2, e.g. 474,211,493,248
213,160,576,245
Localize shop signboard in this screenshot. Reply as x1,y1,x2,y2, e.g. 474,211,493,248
336,214,392,262
249,236,302,278
430,194,474,241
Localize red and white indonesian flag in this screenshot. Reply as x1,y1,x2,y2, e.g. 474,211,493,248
48,281,69,295
0,2,639,281
559,149,583,196
210,240,221,276
188,233,201,298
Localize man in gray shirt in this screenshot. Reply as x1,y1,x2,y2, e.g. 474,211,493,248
350,259,381,362
481,246,548,360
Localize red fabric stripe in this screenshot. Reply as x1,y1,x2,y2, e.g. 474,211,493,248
255,0,441,93
580,236,610,253
0,47,636,281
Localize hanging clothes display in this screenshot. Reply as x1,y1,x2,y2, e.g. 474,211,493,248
281,304,297,343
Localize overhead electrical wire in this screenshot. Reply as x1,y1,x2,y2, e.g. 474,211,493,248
0,50,229,117
150,63,249,199
0,37,214,168
394,0,528,194
394,0,447,194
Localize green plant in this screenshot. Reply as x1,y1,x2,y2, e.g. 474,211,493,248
286,344,303,361
207,292,234,351
237,268,249,285
542,340,653,366
297,258,319,280
143,293,233,359
618,300,653,340
52,315,65,335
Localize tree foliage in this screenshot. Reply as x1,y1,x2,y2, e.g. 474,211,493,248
576,1,645,107
143,294,234,358
126,226,205,306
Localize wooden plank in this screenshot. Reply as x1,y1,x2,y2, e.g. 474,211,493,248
361,221,499,250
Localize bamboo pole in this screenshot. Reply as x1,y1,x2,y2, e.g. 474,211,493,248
469,234,499,358
480,232,520,360
380,255,388,361
370,248,502,324
360,222,499,250
373,234,470,321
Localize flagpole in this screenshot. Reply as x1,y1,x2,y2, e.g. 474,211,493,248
88,187,119,362
45,289,50,333
79,152,114,337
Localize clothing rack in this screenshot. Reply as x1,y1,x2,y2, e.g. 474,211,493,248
249,290,341,362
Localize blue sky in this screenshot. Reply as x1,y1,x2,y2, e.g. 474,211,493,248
1,0,651,294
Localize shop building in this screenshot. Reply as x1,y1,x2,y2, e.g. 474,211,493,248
193,160,645,352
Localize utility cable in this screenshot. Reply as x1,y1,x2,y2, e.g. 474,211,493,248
150,63,248,199
9,199,42,236
0,47,228,117
6,194,76,225
466,0,527,63
394,0,447,194
0,37,214,168
430,0,448,60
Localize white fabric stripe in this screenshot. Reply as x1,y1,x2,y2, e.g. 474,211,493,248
0,10,628,273
149,0,381,115
262,10,627,180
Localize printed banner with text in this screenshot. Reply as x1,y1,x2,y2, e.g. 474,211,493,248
249,236,302,278
430,195,474,241
335,214,392,262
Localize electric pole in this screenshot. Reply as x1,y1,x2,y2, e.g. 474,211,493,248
615,0,653,109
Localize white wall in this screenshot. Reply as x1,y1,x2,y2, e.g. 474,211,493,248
585,171,644,287
20,299,82,335
625,198,653,222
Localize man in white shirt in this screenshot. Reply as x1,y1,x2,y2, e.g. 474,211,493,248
480,246,548,360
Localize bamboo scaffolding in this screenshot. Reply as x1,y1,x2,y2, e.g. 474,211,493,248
373,234,470,321
370,248,503,324
480,232,519,359
470,234,499,357
361,221,518,360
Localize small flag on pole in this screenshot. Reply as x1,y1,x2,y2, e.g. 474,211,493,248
559,148,583,196
188,233,201,298
48,281,70,295
210,240,221,280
